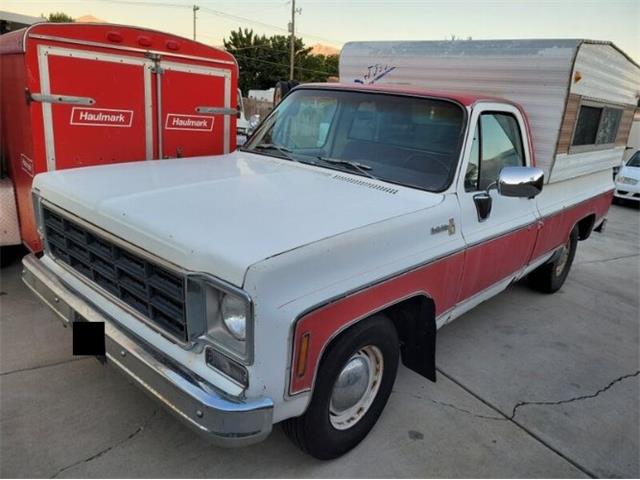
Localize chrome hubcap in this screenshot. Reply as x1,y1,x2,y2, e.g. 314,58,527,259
329,345,383,430
555,239,571,276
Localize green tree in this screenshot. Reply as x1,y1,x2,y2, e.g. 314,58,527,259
224,28,339,93
44,12,75,22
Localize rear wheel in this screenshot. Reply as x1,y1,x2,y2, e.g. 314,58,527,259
528,226,579,293
282,314,399,459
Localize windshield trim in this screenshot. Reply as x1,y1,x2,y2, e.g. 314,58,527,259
243,86,469,194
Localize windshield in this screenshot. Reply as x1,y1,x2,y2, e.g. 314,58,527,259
627,151,640,167
243,89,465,191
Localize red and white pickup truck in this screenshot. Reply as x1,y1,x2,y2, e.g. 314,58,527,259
22,40,639,459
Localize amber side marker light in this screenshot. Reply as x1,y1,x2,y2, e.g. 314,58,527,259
296,333,311,378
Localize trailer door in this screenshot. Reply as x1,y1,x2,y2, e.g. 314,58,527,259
159,61,233,158
36,45,153,170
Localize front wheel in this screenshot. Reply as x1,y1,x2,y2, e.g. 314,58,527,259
282,314,399,459
528,226,579,293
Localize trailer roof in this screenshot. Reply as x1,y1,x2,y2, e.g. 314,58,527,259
297,82,506,107
0,22,236,66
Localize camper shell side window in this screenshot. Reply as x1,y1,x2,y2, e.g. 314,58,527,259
571,100,623,152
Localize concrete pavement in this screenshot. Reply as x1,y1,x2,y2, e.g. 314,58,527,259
1,203,638,478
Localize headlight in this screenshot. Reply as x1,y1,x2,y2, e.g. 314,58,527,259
221,294,247,340
617,175,638,185
186,275,253,363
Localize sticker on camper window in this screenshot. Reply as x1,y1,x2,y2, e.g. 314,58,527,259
70,107,134,127
354,63,397,84
165,114,214,131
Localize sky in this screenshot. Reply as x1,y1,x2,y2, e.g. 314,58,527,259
3,0,639,62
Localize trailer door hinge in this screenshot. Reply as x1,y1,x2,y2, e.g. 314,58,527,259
28,92,95,106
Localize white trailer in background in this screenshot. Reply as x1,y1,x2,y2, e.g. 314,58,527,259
340,39,640,184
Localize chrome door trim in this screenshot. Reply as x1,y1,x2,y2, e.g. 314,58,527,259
37,45,56,171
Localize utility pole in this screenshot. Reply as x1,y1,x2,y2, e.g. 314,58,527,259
192,5,199,41
288,0,301,80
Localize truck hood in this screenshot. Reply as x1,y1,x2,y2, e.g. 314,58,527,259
34,151,442,286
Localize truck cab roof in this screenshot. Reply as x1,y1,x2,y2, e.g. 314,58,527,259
294,82,509,108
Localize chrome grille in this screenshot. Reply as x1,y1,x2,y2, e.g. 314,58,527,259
43,207,188,341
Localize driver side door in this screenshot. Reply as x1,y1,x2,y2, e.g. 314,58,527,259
456,103,540,305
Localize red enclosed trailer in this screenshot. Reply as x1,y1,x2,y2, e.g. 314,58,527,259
1,22,238,253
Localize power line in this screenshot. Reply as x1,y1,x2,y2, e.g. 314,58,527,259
199,5,342,45
233,53,335,76
93,0,343,45
93,0,188,9
91,0,343,51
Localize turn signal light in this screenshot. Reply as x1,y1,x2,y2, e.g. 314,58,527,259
296,333,311,378
205,347,248,387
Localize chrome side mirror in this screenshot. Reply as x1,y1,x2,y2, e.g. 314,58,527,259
473,166,544,222
497,166,544,199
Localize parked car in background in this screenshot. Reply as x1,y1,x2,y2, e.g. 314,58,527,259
614,150,640,203
21,39,639,460
615,115,640,177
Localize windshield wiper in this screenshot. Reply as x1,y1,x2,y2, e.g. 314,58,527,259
251,143,297,162
317,156,379,180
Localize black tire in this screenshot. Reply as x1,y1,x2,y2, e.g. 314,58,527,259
282,314,399,460
528,226,579,293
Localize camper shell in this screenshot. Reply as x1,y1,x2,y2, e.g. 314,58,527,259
340,39,640,183
0,22,239,252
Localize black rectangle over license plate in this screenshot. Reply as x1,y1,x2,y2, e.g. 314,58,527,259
73,319,105,357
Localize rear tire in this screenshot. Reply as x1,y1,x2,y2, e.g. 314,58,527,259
528,226,579,293
282,314,399,460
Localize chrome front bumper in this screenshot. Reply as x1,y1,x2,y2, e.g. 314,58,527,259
21,254,274,447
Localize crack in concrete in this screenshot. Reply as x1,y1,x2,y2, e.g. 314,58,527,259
0,357,90,377
508,371,640,419
50,409,158,478
576,253,639,265
392,389,506,421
